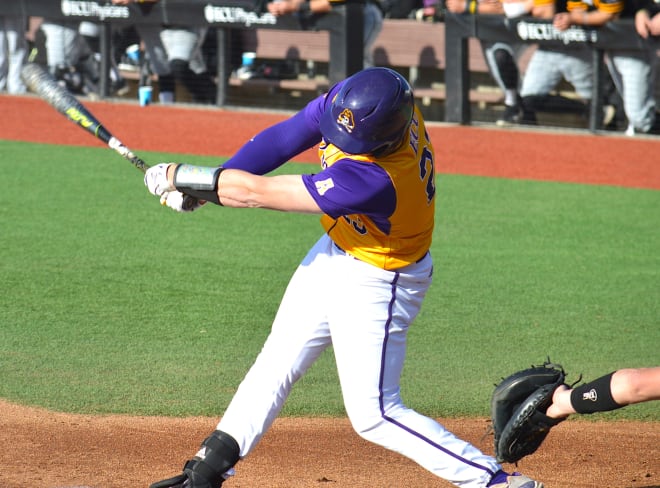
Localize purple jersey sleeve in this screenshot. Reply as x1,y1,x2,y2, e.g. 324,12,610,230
222,82,345,175
302,160,396,234
221,109,320,175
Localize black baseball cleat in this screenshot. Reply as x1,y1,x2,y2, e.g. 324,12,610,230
496,103,522,126
150,430,239,488
647,114,660,135
149,462,224,488
150,472,189,488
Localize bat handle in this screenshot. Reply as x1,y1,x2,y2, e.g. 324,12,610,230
181,195,200,211
109,137,199,211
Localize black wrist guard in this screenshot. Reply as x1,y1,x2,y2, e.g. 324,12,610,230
173,164,224,206
570,371,622,414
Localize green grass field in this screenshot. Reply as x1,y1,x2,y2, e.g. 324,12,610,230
1,140,658,420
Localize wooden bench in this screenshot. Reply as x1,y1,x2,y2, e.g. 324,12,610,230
118,19,539,107
373,19,503,105
228,28,331,94
226,19,532,105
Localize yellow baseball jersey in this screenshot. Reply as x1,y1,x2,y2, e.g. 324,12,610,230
302,106,436,270
533,0,623,13
566,0,623,13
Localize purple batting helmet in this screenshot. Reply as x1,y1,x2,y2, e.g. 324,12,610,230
319,67,414,156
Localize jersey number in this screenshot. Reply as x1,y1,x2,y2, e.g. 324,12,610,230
418,146,435,204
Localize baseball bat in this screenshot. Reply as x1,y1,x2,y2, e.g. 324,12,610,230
20,62,196,209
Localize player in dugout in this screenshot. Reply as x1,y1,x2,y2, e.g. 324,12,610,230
144,67,544,488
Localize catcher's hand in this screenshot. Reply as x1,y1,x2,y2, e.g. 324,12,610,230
491,359,567,463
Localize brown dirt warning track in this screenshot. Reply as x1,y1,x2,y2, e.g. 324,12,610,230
0,94,658,488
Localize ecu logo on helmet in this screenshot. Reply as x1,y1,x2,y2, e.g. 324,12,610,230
337,108,355,133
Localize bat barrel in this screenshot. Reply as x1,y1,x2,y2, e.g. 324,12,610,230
20,63,195,210
21,62,112,144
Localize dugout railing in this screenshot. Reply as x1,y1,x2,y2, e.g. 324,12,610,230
7,1,658,131
444,12,657,131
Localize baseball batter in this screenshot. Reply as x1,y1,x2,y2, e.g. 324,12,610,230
145,67,542,488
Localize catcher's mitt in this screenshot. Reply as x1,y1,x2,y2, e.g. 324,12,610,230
491,360,567,464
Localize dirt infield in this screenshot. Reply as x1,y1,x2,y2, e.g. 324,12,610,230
1,400,658,488
1,95,659,488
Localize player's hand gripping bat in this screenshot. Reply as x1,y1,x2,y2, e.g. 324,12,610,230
20,62,197,210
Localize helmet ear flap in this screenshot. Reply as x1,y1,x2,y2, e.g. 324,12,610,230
320,67,414,156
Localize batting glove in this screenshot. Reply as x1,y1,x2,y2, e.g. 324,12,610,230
145,163,175,197
160,191,204,212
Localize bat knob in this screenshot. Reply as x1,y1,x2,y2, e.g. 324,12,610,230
182,195,200,211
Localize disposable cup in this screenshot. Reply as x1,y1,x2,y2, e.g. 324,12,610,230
138,86,153,106
241,52,256,67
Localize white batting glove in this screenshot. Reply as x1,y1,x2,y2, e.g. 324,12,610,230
144,163,175,197
159,191,204,212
